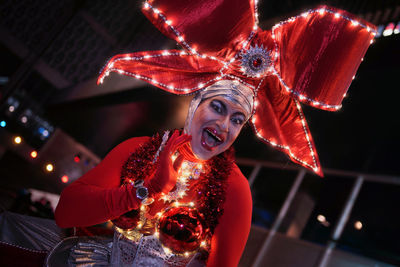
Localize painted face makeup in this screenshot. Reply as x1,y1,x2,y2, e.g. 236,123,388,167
188,96,247,160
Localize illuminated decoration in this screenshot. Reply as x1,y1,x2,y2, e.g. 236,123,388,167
8,106,15,112
0,121,6,127
45,163,54,172
383,22,395,37
317,214,330,227
240,45,272,77
112,133,232,259
74,154,81,163
160,158,203,202
97,0,376,176
20,116,28,124
38,127,49,138
30,151,38,159
61,175,69,183
157,206,205,254
13,136,22,144
394,22,400,34
317,214,326,222
354,220,363,230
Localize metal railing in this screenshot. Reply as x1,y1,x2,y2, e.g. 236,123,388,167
235,157,400,267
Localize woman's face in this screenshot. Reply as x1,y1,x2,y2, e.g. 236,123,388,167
188,96,247,160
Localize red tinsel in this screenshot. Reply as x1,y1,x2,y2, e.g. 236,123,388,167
112,131,235,259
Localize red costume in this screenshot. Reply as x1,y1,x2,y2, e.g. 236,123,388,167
55,135,252,266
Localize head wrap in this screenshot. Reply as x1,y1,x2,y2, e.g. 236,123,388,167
97,0,376,176
184,79,254,133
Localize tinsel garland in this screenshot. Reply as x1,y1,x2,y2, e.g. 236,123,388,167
114,131,235,259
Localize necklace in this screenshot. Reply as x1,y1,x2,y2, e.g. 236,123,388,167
114,131,235,259
160,155,204,203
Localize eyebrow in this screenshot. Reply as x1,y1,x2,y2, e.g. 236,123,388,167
215,99,246,118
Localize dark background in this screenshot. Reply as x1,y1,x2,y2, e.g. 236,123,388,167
0,0,399,265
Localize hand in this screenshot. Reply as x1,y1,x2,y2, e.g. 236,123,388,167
147,130,191,195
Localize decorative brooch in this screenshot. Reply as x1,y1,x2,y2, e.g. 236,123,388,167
240,45,272,78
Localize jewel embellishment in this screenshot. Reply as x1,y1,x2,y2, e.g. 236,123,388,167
161,159,204,203
240,45,272,78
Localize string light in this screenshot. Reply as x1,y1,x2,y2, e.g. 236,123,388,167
0,121,6,127
13,136,22,144
61,175,69,183
21,116,28,124
251,98,318,171
45,163,54,172
30,151,38,158
99,3,374,175
354,220,363,230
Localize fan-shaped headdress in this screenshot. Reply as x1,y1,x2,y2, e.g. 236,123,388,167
98,0,376,176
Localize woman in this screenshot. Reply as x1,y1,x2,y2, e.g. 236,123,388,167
53,0,376,266
55,81,253,266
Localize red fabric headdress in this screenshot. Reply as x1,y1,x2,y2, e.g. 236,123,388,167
98,0,376,176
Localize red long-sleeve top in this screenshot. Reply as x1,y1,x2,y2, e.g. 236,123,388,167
55,136,252,267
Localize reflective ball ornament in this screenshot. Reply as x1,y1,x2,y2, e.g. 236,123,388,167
158,206,205,253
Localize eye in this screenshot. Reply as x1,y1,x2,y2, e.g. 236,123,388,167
231,117,244,125
210,100,223,114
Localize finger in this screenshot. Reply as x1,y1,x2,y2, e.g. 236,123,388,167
172,154,185,171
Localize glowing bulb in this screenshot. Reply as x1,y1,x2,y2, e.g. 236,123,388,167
154,8,160,14
0,121,6,127
13,136,22,144
354,221,362,230
8,106,15,112
317,214,326,222
61,175,69,183
178,36,184,42
21,116,28,123
252,117,256,123
143,2,149,9
334,13,340,19
166,20,172,25
45,163,54,172
200,241,206,247
30,151,38,158
352,20,359,27
184,252,189,257
319,9,325,15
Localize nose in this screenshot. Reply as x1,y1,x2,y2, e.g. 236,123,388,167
217,115,229,133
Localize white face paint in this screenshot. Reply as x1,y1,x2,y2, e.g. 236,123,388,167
187,96,247,160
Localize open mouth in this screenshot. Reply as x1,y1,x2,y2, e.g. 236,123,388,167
201,127,224,151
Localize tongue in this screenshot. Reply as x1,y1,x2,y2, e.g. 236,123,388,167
203,130,219,147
